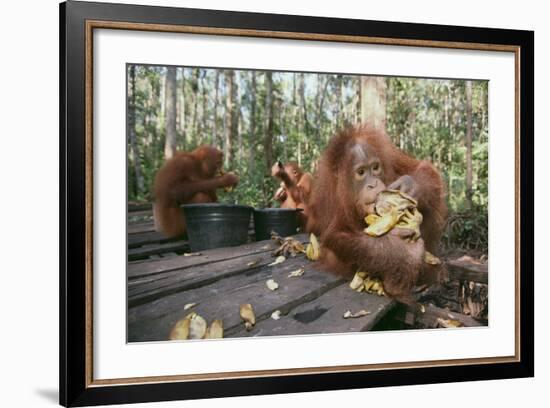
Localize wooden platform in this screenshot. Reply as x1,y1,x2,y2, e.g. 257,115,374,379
127,203,487,342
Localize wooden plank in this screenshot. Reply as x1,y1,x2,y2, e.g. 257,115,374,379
127,241,307,306
128,241,190,262
405,303,485,328
128,202,153,212
128,231,175,249
128,222,156,235
127,217,254,235
446,260,488,284
128,257,344,342
127,234,308,279
128,210,154,218
233,283,395,338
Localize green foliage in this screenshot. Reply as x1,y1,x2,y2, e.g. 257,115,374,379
127,65,489,252
442,209,488,252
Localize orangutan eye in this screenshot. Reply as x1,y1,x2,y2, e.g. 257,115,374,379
371,162,381,173
355,168,366,179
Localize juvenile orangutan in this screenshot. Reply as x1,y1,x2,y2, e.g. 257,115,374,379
153,145,239,238
307,125,447,303
271,160,313,227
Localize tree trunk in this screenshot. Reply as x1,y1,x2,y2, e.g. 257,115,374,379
248,72,257,173
179,68,186,150
299,73,310,138
465,80,473,210
200,71,208,144
264,72,274,171
212,71,220,147
236,72,243,163
316,76,330,143
128,65,145,196
188,68,200,147
159,71,166,130
353,77,361,124
164,66,177,159
280,102,287,159
360,76,387,131
292,73,297,105
408,107,417,152
334,74,342,130
224,70,237,167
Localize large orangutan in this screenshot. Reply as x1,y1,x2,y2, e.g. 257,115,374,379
271,160,313,226
307,125,447,303
153,145,239,238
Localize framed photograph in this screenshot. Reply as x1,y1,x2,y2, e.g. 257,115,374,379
60,0,534,406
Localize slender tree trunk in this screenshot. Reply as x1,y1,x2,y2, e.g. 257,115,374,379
128,65,145,196
465,80,473,210
340,76,346,124
360,76,387,131
164,66,177,159
408,109,417,152
299,73,310,137
224,70,237,167
238,110,244,163
188,68,200,146
334,74,342,130
212,71,220,147
248,72,257,173
316,76,330,142
280,103,287,159
292,73,297,105
290,73,299,145
159,71,166,130
354,77,361,124
154,70,163,162
179,68,186,150
481,83,487,141
264,72,274,171
200,71,208,144
234,72,241,162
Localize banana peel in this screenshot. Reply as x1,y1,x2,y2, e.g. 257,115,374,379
364,189,440,266
364,189,419,238
306,233,321,261
205,319,224,339
424,251,442,265
240,303,256,331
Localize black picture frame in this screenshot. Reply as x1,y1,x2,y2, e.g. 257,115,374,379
60,1,534,406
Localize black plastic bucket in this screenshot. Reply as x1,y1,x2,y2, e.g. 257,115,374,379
182,203,253,251
253,208,301,241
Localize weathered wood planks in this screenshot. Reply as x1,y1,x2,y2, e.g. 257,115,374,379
126,214,488,342
128,221,156,235
127,234,308,279
128,202,153,212
405,303,485,328
446,259,488,284
128,241,190,262
128,256,345,342
233,283,395,338
127,235,309,305
128,230,176,248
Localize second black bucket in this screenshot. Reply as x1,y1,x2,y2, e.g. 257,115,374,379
253,208,301,241
182,203,253,251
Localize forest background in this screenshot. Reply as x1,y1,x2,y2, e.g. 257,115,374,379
127,65,489,253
